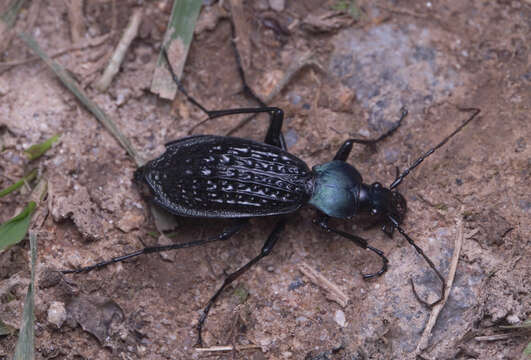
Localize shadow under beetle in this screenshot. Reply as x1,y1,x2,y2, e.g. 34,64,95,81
62,48,481,346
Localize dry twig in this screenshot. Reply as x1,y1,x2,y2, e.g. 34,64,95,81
94,7,142,91
414,212,466,355
299,262,349,307
66,0,85,43
195,344,262,352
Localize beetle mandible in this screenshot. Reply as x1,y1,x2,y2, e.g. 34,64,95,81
63,48,481,346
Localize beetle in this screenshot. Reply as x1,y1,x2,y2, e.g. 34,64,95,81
62,48,481,346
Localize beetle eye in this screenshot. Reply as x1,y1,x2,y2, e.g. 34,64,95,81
372,182,382,189
371,208,379,215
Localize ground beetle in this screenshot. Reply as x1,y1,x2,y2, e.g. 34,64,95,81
62,48,481,346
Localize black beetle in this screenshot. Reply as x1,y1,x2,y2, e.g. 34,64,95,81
63,49,481,346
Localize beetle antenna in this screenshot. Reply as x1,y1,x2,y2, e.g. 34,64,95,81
388,216,445,307
390,107,480,189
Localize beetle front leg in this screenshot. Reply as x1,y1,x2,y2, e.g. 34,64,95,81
314,214,389,278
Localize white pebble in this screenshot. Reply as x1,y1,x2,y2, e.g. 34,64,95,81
47,301,67,328
334,310,346,327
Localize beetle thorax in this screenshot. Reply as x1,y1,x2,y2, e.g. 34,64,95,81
308,161,407,222
308,161,363,219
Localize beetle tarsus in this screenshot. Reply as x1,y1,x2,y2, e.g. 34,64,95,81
361,245,389,279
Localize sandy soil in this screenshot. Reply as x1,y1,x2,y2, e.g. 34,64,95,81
0,1,529,359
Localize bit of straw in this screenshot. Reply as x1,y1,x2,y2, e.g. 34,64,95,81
94,7,142,91
414,211,466,355
298,262,349,308
473,334,518,342
195,344,262,352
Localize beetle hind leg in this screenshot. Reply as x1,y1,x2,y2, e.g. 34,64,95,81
196,218,287,347
60,221,247,275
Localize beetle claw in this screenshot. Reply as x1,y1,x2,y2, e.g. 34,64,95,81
409,278,444,308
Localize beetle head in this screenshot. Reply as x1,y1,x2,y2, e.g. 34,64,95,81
359,182,407,224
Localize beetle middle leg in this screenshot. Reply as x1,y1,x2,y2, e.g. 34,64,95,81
196,218,287,346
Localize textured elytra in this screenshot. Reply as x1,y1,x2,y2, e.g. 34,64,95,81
136,135,314,218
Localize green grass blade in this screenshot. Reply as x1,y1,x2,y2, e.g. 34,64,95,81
499,319,531,329
0,201,36,250
0,0,27,27
24,134,60,161
524,341,531,357
0,319,15,336
0,169,37,198
17,32,142,166
151,0,202,99
13,231,37,360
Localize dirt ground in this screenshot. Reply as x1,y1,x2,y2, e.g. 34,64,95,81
0,1,529,359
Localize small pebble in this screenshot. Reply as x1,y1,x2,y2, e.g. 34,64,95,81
288,278,304,291
506,314,520,324
47,301,67,329
334,310,346,327
269,0,285,11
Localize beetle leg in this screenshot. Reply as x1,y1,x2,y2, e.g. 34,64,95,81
228,20,266,107
381,222,395,237
61,220,247,275
264,108,287,150
163,44,288,149
387,216,446,307
314,214,389,278
161,48,282,118
333,107,408,161
196,218,287,347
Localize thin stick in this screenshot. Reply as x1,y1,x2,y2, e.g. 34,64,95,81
94,8,142,91
414,212,464,354
67,0,85,43
299,262,349,307
474,333,520,341
195,344,262,352
0,34,110,73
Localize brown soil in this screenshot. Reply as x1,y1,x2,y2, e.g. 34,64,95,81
0,1,529,359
